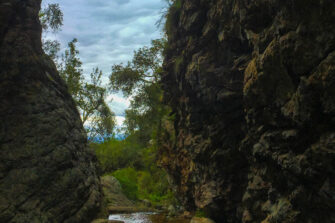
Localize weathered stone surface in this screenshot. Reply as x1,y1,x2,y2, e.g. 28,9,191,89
190,217,215,223
0,1,101,222
161,0,335,222
101,176,134,208
91,219,109,223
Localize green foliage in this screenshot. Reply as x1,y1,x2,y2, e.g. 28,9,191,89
40,4,63,60
92,135,175,204
111,166,173,204
59,39,115,140
109,63,141,97
39,6,115,140
104,39,176,205
112,167,139,201
137,145,171,203
81,68,115,139
39,3,63,32
109,38,165,95
42,39,60,61
91,137,142,173
109,38,167,140
59,39,83,98
109,166,173,204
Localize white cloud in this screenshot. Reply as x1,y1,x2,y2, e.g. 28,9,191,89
107,92,131,117
115,116,126,127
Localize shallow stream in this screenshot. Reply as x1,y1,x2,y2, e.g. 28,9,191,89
108,212,190,223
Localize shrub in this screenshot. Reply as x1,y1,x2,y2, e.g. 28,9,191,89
91,138,142,173
112,167,139,200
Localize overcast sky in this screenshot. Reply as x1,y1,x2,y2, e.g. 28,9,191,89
42,0,166,127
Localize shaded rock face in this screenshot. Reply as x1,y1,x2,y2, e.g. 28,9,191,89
94,176,134,220
0,1,101,222
161,0,335,222
101,176,134,207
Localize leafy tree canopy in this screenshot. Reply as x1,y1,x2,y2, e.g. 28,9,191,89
39,3,63,62
60,39,116,140
109,39,167,142
39,3,63,32
39,4,115,140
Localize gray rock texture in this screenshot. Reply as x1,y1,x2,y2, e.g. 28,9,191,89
161,0,335,222
101,175,134,208
0,1,101,222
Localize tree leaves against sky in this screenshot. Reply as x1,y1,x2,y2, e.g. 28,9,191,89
109,38,167,142
40,5,115,141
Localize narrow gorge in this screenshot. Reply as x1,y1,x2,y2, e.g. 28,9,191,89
0,0,334,223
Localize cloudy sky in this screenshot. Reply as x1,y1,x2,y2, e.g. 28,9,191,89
42,0,166,127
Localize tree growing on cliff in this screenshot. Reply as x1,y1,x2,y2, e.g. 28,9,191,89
39,3,63,61
60,39,116,140
39,6,115,140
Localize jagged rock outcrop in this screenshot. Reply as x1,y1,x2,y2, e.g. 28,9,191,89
161,0,335,222
0,1,101,222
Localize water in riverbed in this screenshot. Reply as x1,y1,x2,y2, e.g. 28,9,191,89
109,212,190,223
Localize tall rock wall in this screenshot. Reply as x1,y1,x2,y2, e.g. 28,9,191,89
161,0,335,222
0,1,101,222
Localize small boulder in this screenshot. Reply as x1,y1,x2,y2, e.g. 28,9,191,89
190,217,216,223
101,176,134,207
181,211,193,218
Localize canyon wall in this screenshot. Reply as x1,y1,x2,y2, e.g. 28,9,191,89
0,1,101,222
161,0,335,222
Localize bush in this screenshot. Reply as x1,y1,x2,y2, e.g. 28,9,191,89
91,137,143,172
92,134,176,205
112,167,139,200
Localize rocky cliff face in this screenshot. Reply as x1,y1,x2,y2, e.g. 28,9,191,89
0,1,101,222
161,0,335,222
